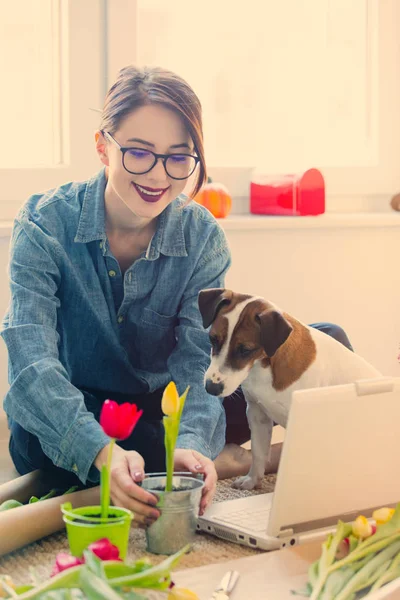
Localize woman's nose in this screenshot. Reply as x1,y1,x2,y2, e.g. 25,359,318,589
149,157,169,182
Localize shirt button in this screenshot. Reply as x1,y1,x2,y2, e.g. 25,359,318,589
72,463,78,473
117,315,124,323
108,270,116,277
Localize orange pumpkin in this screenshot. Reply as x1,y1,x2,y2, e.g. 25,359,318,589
194,177,232,218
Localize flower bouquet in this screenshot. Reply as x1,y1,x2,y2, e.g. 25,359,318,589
294,503,400,599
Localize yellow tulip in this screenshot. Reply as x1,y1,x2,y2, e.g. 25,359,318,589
352,515,373,539
167,587,200,600
373,507,395,526
162,381,181,416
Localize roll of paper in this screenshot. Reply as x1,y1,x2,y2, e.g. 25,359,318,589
0,470,53,505
0,486,100,556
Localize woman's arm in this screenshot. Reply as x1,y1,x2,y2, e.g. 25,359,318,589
1,211,109,484
167,223,231,460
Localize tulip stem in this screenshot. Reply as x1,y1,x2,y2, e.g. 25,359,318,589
164,418,176,492
101,438,115,519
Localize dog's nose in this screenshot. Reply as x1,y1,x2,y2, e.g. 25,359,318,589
205,380,224,396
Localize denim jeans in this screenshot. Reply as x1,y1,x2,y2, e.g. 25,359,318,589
9,322,353,488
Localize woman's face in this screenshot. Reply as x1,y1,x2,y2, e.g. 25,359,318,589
96,104,193,220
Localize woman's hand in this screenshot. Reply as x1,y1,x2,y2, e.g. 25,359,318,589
174,448,218,515
94,443,160,527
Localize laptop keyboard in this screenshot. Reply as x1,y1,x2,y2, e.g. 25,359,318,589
214,508,270,533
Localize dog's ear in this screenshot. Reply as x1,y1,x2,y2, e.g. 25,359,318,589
257,309,293,357
198,288,232,328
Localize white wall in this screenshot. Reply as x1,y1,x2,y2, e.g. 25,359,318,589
0,215,399,424
223,217,400,376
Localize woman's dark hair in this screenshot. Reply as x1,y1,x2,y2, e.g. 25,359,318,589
100,65,206,197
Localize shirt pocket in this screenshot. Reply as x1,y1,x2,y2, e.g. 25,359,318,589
137,307,178,370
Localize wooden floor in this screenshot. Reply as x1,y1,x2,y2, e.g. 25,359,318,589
0,416,18,484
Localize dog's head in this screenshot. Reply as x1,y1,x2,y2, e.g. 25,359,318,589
198,288,293,397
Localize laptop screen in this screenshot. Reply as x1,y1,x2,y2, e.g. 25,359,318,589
267,377,400,537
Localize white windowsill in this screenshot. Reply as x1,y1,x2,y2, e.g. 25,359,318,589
217,212,400,230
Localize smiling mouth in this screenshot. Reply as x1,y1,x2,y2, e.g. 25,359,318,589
132,183,169,203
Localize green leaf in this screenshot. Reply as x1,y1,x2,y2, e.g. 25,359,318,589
0,499,23,511
347,535,359,554
38,489,58,502
63,486,79,495
101,559,152,580
117,590,147,600
82,550,106,580
105,543,191,589
352,558,392,593
36,591,84,600
15,585,35,594
308,558,319,588
334,538,400,600
319,566,356,600
80,567,125,599
309,522,354,600
177,386,190,422
290,582,313,596
367,550,400,595
13,566,82,599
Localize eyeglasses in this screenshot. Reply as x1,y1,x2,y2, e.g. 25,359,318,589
102,130,200,180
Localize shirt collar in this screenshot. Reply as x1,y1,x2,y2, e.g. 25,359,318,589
74,168,188,258
74,168,107,244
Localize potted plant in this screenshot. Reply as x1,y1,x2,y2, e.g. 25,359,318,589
61,400,143,558
141,382,205,555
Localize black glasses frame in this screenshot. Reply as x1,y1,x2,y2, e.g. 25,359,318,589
102,130,199,180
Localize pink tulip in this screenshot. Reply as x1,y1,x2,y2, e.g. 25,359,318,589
100,400,143,440
88,538,121,561
51,553,84,576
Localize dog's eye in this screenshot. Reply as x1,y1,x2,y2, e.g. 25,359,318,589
237,344,254,357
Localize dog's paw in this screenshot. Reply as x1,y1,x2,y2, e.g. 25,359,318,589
231,475,261,490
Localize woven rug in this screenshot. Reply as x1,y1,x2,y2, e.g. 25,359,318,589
0,475,276,583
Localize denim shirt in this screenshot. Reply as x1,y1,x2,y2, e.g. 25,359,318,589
1,168,231,484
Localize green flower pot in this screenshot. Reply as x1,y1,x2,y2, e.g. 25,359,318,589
61,502,133,558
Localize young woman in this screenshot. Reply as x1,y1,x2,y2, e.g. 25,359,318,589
1,65,353,528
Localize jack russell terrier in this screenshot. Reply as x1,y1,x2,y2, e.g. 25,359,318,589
198,288,382,490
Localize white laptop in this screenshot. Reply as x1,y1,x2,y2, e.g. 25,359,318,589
197,377,400,551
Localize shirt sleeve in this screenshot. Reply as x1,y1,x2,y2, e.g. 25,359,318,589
168,222,232,460
0,211,109,484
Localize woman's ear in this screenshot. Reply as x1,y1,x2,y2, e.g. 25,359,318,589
95,130,109,166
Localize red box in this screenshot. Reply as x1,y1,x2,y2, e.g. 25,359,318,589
250,168,325,216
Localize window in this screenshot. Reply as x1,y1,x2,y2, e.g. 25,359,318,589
110,0,400,207
0,1,61,167
137,0,376,171
0,0,105,220
2,1,399,217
